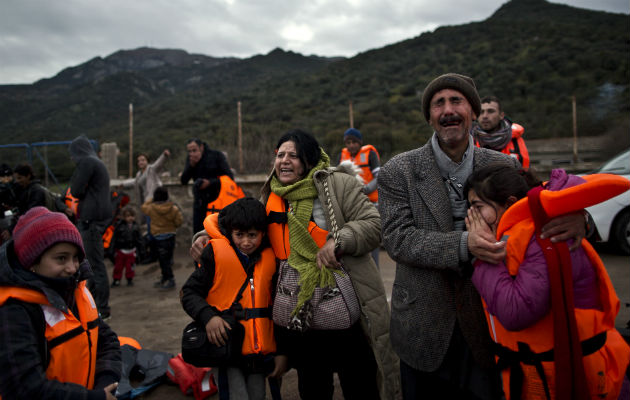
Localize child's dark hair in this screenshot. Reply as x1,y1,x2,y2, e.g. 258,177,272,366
218,197,268,237
466,164,542,206
121,206,136,218
153,186,169,202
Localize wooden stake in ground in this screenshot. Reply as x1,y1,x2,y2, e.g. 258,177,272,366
349,101,354,128
129,103,134,178
238,101,243,173
572,96,578,164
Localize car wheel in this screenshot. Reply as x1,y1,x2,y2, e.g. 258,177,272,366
612,209,630,255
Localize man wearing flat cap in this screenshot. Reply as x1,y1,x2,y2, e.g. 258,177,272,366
378,73,587,398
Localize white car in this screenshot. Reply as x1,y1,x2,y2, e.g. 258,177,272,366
585,149,630,254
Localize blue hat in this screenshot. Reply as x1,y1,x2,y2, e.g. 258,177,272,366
343,128,362,142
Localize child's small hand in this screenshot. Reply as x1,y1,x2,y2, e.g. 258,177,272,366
206,316,231,346
103,382,118,400
466,206,494,236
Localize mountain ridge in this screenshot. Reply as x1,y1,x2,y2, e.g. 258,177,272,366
0,0,627,177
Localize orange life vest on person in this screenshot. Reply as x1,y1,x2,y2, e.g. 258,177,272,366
482,174,630,400
265,192,329,259
102,224,114,250
340,144,380,202
63,187,79,217
202,213,276,356
0,281,100,390
206,175,246,216
502,124,530,169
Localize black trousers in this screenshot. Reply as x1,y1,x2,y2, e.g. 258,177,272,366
155,234,175,281
281,322,380,400
78,220,109,315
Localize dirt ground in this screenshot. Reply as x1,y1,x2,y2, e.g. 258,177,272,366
106,245,376,400
106,244,628,400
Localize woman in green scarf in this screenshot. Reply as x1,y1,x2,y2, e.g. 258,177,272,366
261,129,399,400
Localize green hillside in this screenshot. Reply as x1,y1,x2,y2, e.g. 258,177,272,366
0,0,627,178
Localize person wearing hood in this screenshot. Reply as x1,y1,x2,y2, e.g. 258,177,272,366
180,138,234,235
472,96,530,169
0,207,122,399
69,135,113,319
141,186,183,290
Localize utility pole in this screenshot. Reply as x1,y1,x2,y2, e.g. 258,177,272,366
129,103,134,178
572,96,578,164
237,101,243,173
348,101,354,128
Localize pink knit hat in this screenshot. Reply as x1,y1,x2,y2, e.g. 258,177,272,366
13,206,85,268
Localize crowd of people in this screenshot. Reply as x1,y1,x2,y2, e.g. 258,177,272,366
0,72,628,400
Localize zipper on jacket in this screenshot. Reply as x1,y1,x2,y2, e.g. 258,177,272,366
85,325,93,387
250,278,259,351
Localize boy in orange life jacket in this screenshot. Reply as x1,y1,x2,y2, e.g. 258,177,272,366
181,197,285,400
0,207,121,399
465,166,630,399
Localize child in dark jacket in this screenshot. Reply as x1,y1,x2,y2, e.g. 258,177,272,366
141,186,183,290
181,197,284,400
0,206,121,399
110,206,142,287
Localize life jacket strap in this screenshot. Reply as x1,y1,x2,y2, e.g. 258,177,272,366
48,319,99,350
494,331,606,400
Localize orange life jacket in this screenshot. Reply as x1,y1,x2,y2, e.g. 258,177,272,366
206,175,246,216
265,192,329,259
482,174,630,400
0,281,100,390
102,224,114,250
63,187,79,217
340,144,380,202
203,213,277,356
474,123,530,169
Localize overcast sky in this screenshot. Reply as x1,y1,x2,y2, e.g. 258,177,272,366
1,0,627,85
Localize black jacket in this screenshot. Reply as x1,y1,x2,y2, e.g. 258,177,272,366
0,241,122,399
69,135,112,223
111,220,142,251
15,180,47,215
180,143,233,205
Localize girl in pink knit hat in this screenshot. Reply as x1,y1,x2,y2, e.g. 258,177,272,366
0,206,121,399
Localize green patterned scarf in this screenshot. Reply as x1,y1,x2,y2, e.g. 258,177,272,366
270,149,339,314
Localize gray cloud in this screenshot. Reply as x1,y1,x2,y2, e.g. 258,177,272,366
0,0,627,84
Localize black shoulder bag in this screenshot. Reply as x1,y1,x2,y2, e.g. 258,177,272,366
181,267,253,368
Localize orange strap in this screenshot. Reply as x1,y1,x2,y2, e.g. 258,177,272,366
528,186,589,400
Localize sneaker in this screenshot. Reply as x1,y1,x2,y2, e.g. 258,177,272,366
127,279,134,286
159,279,175,290
111,280,120,287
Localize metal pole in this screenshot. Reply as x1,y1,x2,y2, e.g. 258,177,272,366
129,103,134,178
238,101,243,173
349,101,354,128
44,143,49,187
572,96,578,164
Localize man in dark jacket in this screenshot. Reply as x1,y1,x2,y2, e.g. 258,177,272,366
13,164,48,215
69,135,113,319
180,138,234,234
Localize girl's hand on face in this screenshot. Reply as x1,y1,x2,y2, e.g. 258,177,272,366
466,206,492,235
206,316,232,346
